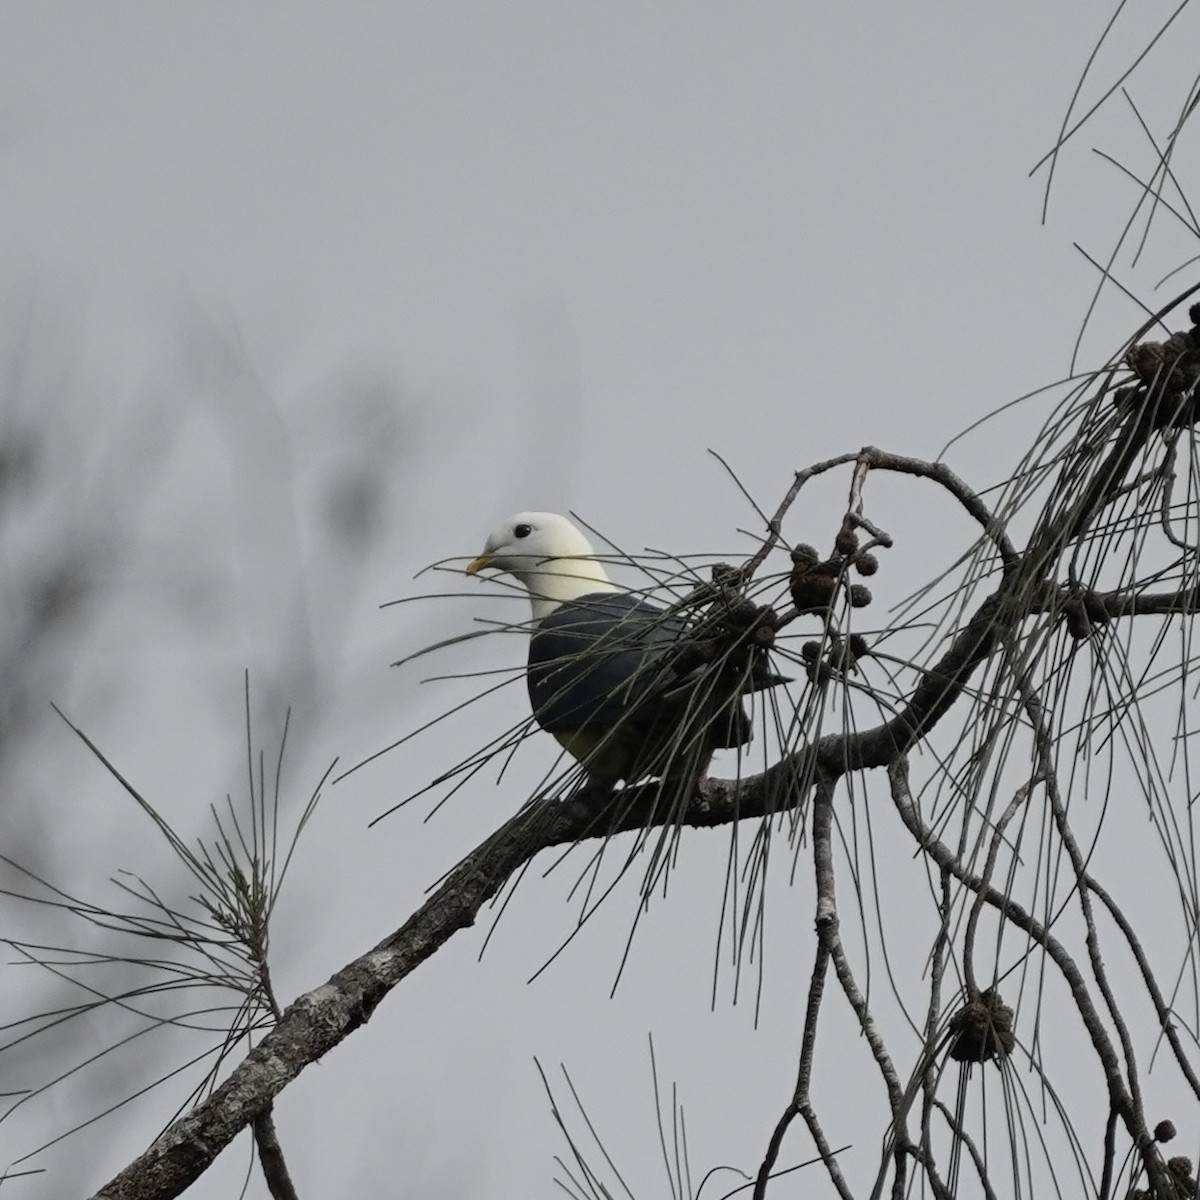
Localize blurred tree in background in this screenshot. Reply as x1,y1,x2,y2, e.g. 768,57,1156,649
0,291,414,1196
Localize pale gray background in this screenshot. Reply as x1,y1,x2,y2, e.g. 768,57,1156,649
1,4,1196,1196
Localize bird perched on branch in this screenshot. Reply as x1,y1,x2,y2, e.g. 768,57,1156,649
466,511,784,792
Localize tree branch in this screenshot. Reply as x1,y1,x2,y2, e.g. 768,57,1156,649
886,758,1173,1200
91,384,1191,1197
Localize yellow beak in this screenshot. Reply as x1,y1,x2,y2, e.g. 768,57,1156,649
465,554,492,576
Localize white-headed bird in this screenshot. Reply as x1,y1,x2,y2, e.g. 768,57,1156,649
467,512,782,791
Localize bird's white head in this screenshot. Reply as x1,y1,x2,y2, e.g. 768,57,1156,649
466,511,617,620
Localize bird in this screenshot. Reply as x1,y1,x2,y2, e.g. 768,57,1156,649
466,511,782,792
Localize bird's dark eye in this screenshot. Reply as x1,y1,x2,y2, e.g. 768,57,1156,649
514,523,532,539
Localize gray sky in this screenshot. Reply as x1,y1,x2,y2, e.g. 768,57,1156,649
2,4,1198,1196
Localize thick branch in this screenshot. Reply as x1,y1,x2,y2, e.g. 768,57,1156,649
252,1106,297,1200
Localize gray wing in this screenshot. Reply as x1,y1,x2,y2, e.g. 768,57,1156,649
528,592,685,733
527,591,757,783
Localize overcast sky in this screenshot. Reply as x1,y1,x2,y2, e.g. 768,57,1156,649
2,4,1198,1197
